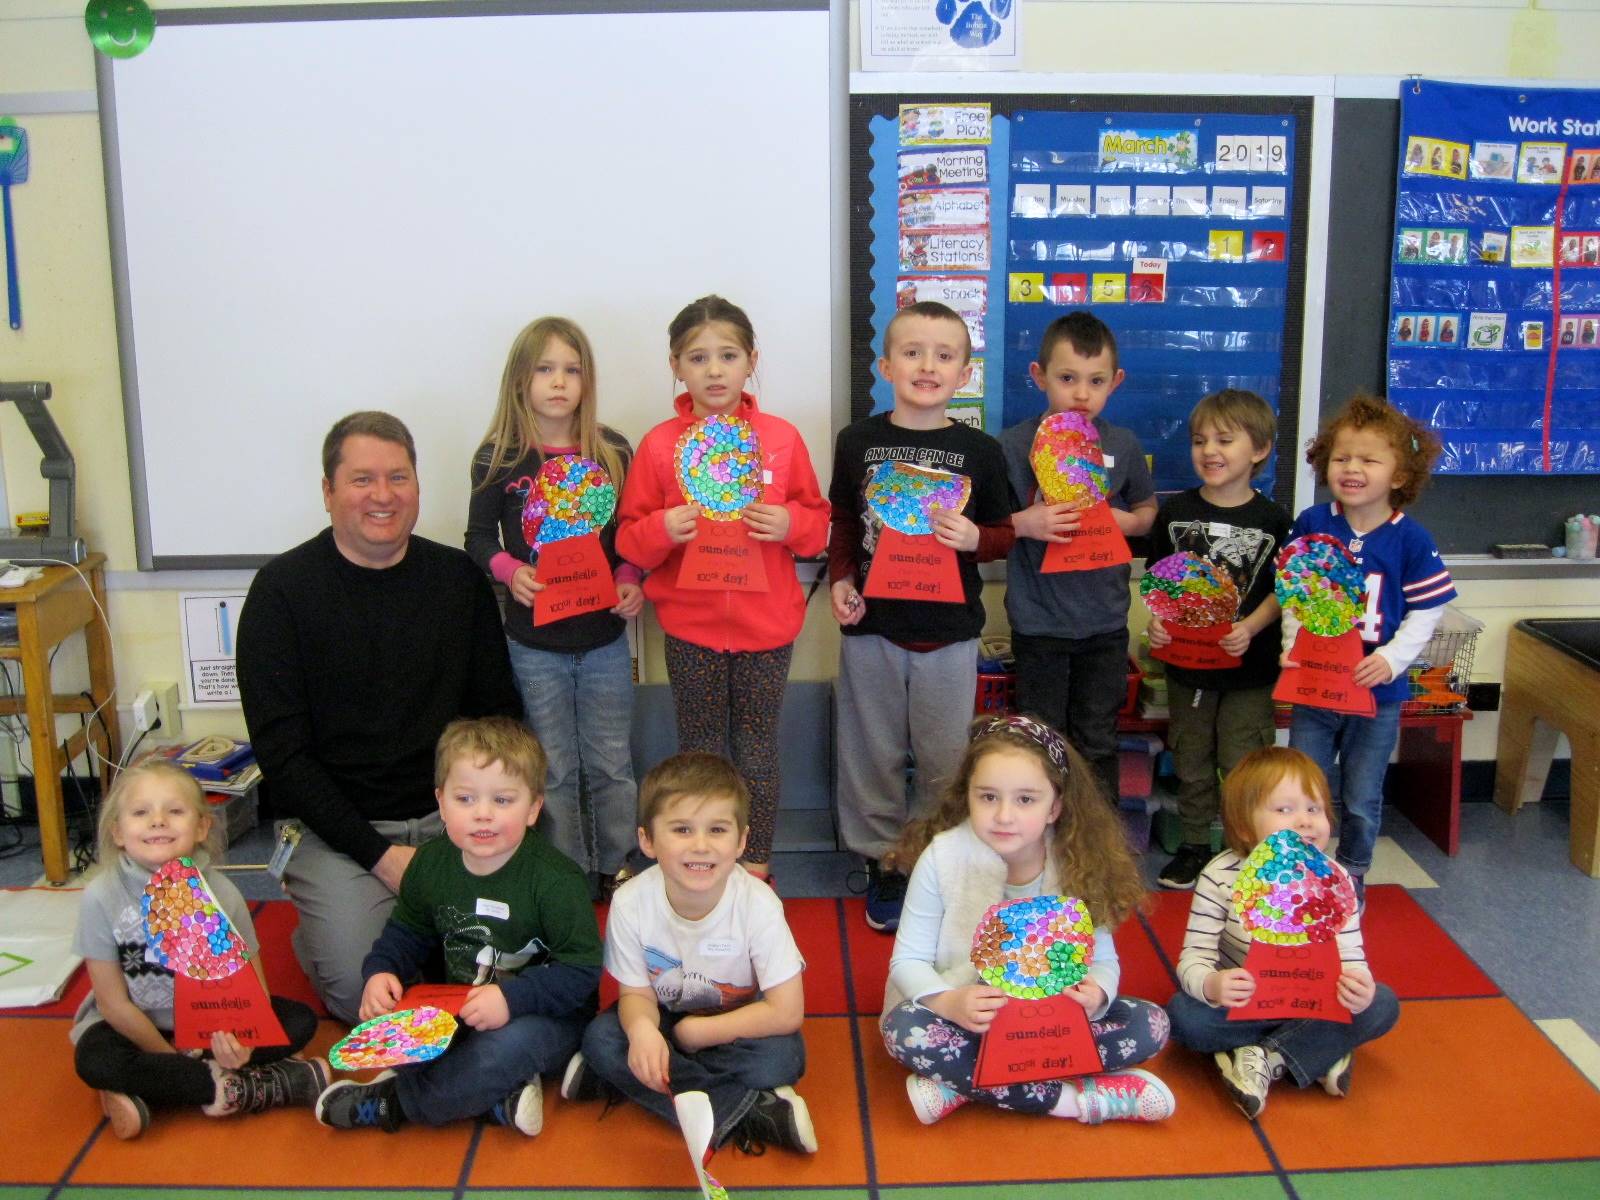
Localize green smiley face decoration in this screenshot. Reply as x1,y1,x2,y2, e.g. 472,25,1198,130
85,0,155,60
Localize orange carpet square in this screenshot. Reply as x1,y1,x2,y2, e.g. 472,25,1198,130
841,899,893,1014
68,1021,473,1189
0,1018,105,1184
862,1018,1269,1184
1259,997,1600,1169
467,1015,867,1190
785,898,851,1014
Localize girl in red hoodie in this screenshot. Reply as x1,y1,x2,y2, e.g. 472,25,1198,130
617,296,830,877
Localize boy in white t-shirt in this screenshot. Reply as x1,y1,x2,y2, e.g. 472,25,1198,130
560,752,817,1155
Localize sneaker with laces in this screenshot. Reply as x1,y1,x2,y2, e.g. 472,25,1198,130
1157,843,1212,890
489,1076,543,1136
905,1074,967,1125
1074,1069,1176,1124
100,1090,150,1140
1319,1052,1353,1098
863,860,907,933
728,1086,817,1154
560,1052,613,1103
316,1071,405,1132
1215,1045,1272,1119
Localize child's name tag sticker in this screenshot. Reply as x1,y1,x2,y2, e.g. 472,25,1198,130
476,898,511,920
699,938,740,957
1209,521,1233,538
1102,454,1115,469
762,470,774,485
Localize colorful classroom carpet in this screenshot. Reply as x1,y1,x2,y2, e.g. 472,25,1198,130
5,888,1598,1199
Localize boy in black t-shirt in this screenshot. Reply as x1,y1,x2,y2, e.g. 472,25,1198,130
828,301,1012,933
1146,390,1291,890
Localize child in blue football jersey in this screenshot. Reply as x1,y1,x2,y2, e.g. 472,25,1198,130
1284,395,1455,901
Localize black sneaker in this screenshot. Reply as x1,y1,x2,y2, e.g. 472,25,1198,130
316,1071,405,1132
1158,843,1212,890
230,1056,330,1113
559,1052,616,1103
728,1086,817,1155
489,1077,543,1136
864,860,907,933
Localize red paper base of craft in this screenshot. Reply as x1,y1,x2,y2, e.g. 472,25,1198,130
1151,622,1242,670
173,967,289,1050
1042,501,1131,573
1228,939,1351,1024
534,532,620,626
1271,628,1376,715
676,516,770,592
863,527,963,603
399,983,472,1016
972,994,1103,1088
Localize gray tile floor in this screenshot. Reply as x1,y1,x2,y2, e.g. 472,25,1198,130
6,796,1595,1040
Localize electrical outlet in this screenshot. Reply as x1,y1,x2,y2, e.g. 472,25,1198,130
148,680,182,740
132,690,159,732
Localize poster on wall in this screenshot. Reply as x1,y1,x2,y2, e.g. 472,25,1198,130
860,100,1299,492
179,592,246,705
1389,78,1600,474
861,0,1022,72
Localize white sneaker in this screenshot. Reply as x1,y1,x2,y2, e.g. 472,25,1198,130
1215,1045,1272,1119
1319,1052,1353,1098
905,1074,968,1125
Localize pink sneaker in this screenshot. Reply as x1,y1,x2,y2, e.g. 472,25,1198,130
905,1074,968,1125
1074,1069,1176,1124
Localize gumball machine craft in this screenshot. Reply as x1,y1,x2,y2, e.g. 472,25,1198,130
1228,830,1357,1024
1270,534,1377,716
1140,552,1243,670
968,896,1105,1088
1029,412,1131,573
514,454,620,626
673,414,769,592
142,857,289,1049
861,460,971,603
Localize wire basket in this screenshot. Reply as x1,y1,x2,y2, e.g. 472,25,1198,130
1401,607,1480,715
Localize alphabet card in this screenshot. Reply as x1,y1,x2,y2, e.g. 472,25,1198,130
1029,412,1130,572
1228,830,1357,1024
1140,552,1242,670
674,414,769,592
517,455,621,625
862,460,968,602
971,896,1103,1087
1271,534,1376,716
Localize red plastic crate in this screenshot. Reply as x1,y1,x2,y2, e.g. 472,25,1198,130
975,658,1141,717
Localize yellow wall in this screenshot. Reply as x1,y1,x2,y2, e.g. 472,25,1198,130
4,0,1598,757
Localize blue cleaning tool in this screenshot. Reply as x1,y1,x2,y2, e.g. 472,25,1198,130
0,118,28,330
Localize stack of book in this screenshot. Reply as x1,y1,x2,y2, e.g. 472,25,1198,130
152,735,261,796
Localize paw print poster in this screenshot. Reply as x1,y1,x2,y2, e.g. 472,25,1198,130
861,0,1020,70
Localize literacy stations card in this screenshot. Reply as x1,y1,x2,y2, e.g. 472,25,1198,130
902,187,990,232
1510,226,1555,268
1517,141,1566,184
898,147,988,191
900,232,989,272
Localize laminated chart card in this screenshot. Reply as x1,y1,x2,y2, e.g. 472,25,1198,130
1390,79,1600,474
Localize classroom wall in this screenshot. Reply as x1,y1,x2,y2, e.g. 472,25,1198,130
3,0,1598,769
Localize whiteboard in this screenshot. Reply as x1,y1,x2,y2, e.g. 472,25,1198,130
102,4,832,568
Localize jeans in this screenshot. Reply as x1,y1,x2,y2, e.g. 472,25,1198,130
74,996,318,1107
1288,702,1403,875
1165,984,1400,1086
507,634,637,876
879,996,1169,1113
580,1006,805,1147
1011,628,1129,805
394,1011,587,1125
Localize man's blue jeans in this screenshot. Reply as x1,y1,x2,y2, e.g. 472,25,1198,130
395,1011,586,1125
580,1007,805,1147
1289,701,1403,876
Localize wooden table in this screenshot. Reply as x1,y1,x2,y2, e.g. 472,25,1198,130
1495,619,1600,877
0,554,120,884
